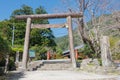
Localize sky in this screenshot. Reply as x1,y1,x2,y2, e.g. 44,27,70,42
0,0,68,37
0,0,62,20
0,0,119,37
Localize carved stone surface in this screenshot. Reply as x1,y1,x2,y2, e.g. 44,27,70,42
100,36,114,67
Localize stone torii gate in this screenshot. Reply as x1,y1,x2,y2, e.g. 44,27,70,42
15,13,83,70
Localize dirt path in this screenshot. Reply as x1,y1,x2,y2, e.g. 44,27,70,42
8,70,118,80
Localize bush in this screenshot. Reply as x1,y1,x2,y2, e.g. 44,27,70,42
98,58,102,66
112,52,120,60
54,53,63,59
79,44,95,59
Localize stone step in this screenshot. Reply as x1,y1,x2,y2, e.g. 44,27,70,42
27,59,72,71
38,59,72,70
27,60,43,71
38,63,72,70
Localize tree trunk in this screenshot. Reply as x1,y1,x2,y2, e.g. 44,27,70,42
77,18,96,54
15,51,19,62
4,54,9,73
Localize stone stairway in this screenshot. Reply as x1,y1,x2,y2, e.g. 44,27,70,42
27,59,72,71
27,60,43,71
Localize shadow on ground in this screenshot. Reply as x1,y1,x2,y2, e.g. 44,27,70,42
7,71,25,80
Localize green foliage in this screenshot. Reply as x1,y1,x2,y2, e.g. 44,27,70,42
51,54,64,59
52,46,63,59
0,36,10,54
12,45,23,52
30,28,56,47
0,20,12,45
13,23,26,45
109,36,119,48
55,28,82,52
75,44,95,59
35,6,47,14
0,36,10,63
11,4,33,17
55,35,69,51
55,47,62,55
109,36,120,60
112,53,120,60
0,35,11,72
0,4,57,72
84,44,92,54
10,5,33,45
98,58,102,66
8,57,16,70
10,5,56,51
0,21,11,72
7,5,56,61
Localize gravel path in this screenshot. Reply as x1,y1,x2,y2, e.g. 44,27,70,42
8,70,119,80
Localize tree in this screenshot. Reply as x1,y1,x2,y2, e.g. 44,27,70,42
0,5,57,71
0,32,11,72
0,20,12,45
10,5,56,60
59,0,115,58
0,36,10,61
0,20,14,72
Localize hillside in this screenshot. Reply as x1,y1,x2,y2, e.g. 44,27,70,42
55,28,82,51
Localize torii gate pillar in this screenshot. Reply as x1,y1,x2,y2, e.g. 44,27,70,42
22,18,31,70
67,16,76,68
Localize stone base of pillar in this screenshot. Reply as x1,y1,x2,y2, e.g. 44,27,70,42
15,62,27,72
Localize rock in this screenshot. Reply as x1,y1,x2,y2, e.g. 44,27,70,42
80,58,102,73
80,58,92,70
80,58,120,75
92,59,100,66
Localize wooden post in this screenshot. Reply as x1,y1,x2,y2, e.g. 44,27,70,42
67,16,76,68
75,49,78,59
47,51,50,60
100,36,113,67
22,18,31,70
